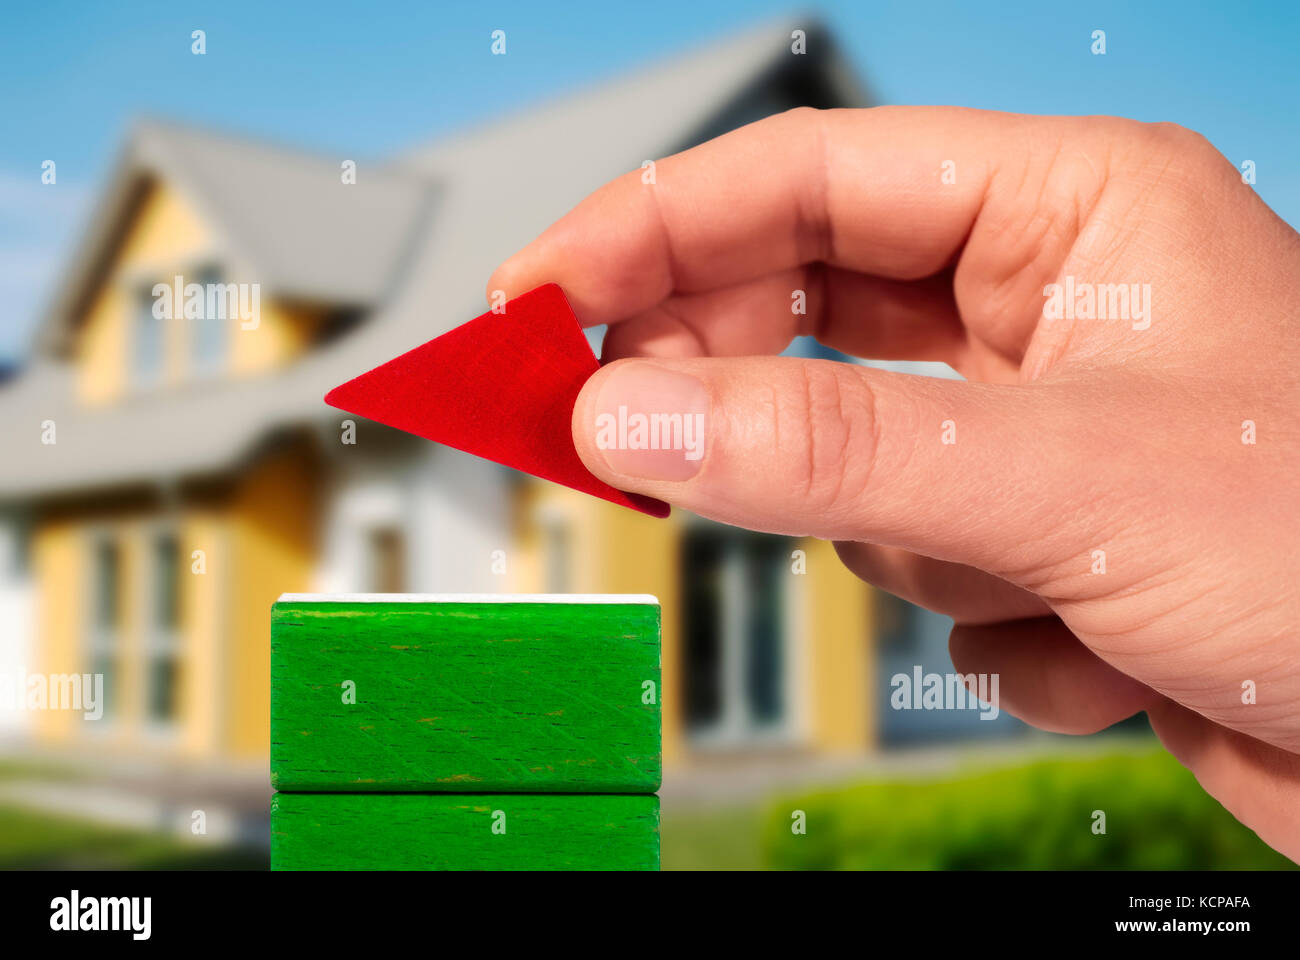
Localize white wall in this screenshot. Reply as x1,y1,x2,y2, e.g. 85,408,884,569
314,443,513,596
0,512,34,738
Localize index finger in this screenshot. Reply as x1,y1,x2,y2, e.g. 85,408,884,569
487,105,1044,328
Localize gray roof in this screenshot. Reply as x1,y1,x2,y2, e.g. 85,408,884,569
37,121,438,356
0,18,866,502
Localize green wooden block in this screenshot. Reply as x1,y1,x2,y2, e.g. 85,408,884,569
271,594,661,793
270,792,660,870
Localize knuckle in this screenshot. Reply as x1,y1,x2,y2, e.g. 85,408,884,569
1072,117,1225,187
1133,120,1227,178
765,105,832,147
1127,121,1241,223
778,105,822,127
781,362,878,517
1144,120,1213,154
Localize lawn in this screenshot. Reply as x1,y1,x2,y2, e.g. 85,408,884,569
0,803,266,870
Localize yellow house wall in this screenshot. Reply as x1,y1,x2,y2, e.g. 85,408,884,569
180,510,225,757
31,518,84,744
229,299,324,377
77,283,130,406
801,537,875,752
117,179,212,267
224,444,319,757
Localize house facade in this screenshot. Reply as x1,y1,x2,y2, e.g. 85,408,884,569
0,23,891,774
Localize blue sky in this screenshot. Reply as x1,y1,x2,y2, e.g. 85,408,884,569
2,0,1297,362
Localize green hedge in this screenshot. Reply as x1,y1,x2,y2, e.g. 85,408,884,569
762,748,1296,870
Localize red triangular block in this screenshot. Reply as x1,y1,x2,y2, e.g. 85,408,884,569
325,283,669,518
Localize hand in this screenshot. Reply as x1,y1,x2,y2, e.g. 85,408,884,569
489,106,1300,861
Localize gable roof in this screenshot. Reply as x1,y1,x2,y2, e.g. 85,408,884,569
0,18,867,502
38,120,438,357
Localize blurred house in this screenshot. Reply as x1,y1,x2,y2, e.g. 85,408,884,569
0,22,1005,797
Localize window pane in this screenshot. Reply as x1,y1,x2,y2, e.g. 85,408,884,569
154,533,179,630
147,656,178,723
135,286,164,385
94,541,118,630
192,266,228,376
681,532,723,730
744,541,785,726
92,653,115,720
90,538,120,721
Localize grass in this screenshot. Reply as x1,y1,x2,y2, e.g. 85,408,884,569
0,757,87,783
662,805,764,870
0,803,266,870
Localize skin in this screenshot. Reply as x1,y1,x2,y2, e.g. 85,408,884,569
488,107,1300,861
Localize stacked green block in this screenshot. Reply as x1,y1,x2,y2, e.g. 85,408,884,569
270,594,661,870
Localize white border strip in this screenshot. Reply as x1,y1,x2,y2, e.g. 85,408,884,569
277,593,659,605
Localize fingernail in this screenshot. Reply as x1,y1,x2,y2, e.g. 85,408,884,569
587,362,710,481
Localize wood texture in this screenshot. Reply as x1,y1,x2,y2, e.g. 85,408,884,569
271,792,660,870
271,598,661,792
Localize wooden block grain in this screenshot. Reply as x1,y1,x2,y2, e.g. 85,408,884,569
270,792,660,870
271,594,661,793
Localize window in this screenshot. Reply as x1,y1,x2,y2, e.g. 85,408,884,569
364,527,405,593
134,284,165,387
145,532,181,725
874,590,919,653
191,264,228,377
682,528,792,744
88,538,120,721
0,513,30,579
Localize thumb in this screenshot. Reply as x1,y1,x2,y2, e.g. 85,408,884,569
573,356,1095,575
